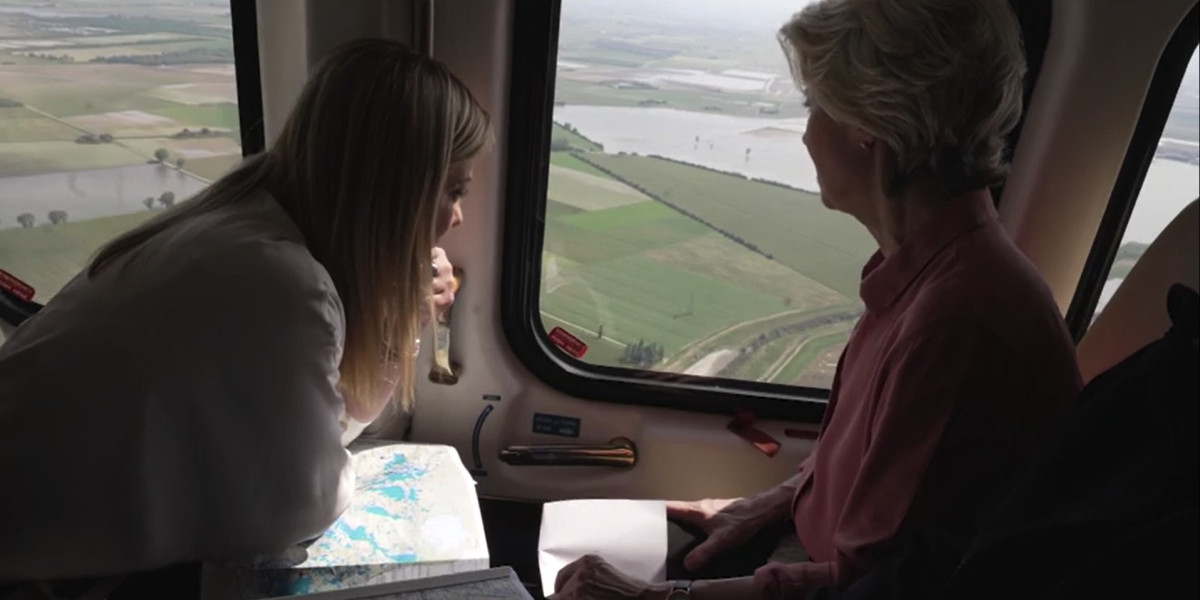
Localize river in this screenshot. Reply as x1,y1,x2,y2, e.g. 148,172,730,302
554,105,1200,244
1,104,1194,238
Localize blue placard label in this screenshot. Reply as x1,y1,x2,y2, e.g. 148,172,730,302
532,412,581,438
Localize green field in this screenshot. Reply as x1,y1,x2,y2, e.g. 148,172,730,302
150,102,240,131
662,304,853,372
642,233,842,304
551,151,607,177
7,84,184,118
0,140,145,177
0,211,153,300
552,122,602,152
544,251,797,355
555,79,808,119
543,200,707,264
42,38,229,63
547,164,647,211
185,153,241,182
582,154,876,297
540,311,629,367
722,324,849,383
770,329,849,385
1,57,240,175
34,32,203,47
0,106,79,142
0,64,228,117
542,188,858,373
538,148,869,378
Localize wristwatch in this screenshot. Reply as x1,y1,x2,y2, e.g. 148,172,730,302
665,580,693,599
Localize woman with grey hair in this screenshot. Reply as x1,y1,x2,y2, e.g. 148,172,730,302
549,1,1081,599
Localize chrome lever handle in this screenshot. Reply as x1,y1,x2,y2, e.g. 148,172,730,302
498,437,637,468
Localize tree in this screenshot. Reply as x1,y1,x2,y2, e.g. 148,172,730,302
48,210,68,225
17,213,35,228
144,197,156,210
158,191,176,208
550,137,572,152
98,133,113,143
176,157,186,169
154,148,170,163
200,127,211,136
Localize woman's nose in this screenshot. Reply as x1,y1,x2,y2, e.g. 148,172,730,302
450,203,464,229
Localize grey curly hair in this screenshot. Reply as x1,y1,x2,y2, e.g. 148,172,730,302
780,0,1027,195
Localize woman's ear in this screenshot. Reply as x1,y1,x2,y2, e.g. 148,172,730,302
852,128,877,152
874,141,905,198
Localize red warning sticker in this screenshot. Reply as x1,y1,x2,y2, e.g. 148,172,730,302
0,269,35,302
548,326,588,358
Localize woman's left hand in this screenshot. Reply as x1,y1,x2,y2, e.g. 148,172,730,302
548,555,669,600
422,247,457,329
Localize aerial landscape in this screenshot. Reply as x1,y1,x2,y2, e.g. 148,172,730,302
538,0,1198,387
0,0,239,307
2,0,1197,389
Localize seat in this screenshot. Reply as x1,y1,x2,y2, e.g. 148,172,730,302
1076,198,1199,383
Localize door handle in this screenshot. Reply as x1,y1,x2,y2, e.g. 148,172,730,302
498,437,637,468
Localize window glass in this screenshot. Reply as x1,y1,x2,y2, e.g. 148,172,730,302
540,0,871,390
1093,47,1199,318
0,0,242,312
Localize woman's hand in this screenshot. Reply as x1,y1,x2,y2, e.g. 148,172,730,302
667,493,785,572
548,555,669,600
422,247,457,328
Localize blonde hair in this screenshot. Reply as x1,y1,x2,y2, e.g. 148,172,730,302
89,39,491,415
780,0,1026,195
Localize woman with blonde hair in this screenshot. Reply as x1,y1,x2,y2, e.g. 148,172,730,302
550,1,1080,598
0,38,490,582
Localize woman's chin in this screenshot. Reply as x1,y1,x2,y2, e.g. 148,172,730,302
818,192,836,210
347,399,388,424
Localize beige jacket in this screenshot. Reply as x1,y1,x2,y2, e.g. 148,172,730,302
0,194,355,582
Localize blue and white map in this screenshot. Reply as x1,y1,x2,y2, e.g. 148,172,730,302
201,443,489,599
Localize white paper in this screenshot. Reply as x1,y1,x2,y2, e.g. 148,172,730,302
538,499,667,597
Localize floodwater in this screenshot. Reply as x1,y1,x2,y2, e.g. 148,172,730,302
0,163,208,228
554,105,1199,244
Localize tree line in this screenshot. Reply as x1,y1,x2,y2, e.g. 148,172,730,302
75,133,114,144
620,339,666,368
14,210,69,228
11,191,179,229
717,309,863,378
91,47,234,66
54,15,231,38
553,122,604,152
172,127,220,140
21,52,75,63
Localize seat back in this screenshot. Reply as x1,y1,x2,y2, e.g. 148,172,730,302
1076,199,1198,383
